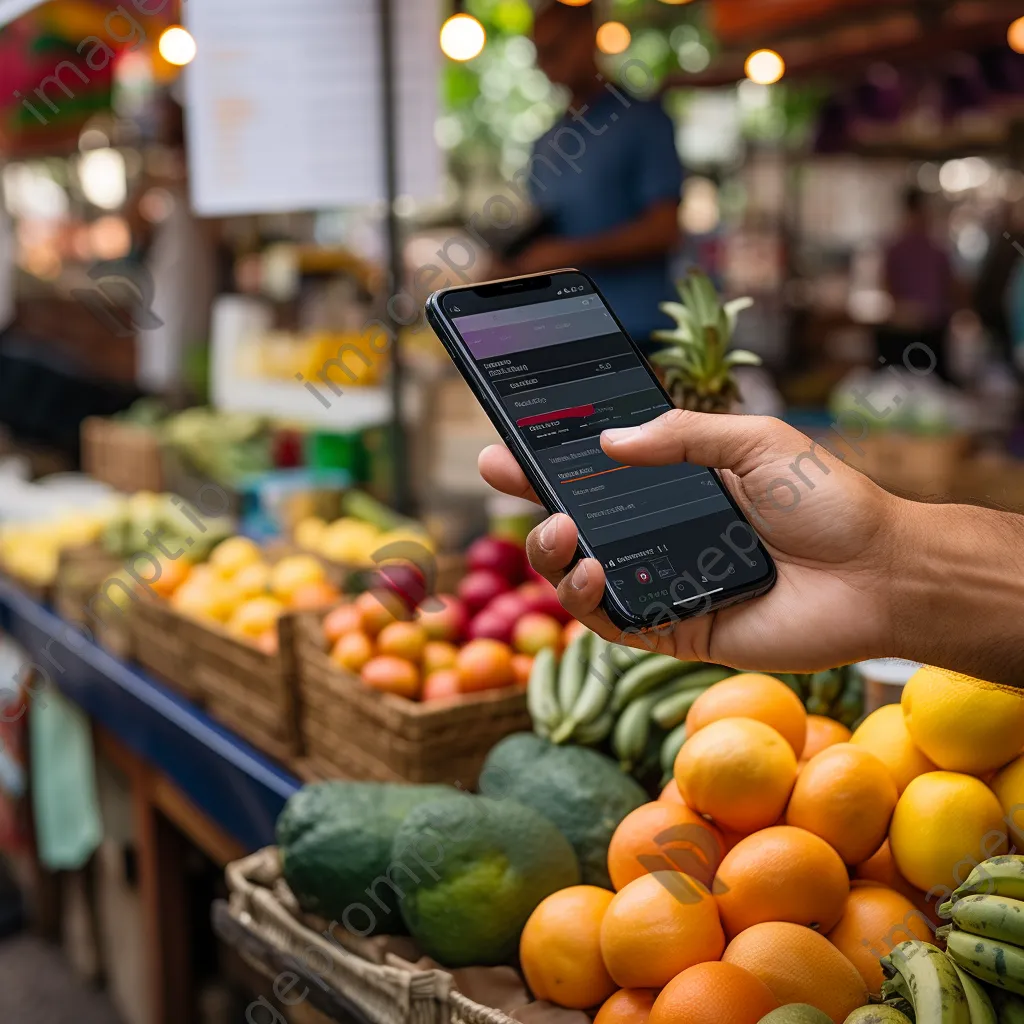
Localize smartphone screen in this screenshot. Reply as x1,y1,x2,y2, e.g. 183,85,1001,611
431,271,774,627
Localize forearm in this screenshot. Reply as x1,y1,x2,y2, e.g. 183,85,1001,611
892,501,1024,686
563,201,679,267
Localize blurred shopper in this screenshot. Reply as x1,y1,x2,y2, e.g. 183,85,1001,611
879,187,954,380
495,1,682,347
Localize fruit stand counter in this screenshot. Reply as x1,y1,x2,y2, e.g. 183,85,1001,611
0,577,304,1024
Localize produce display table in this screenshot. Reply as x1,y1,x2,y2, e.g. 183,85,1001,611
0,578,303,1023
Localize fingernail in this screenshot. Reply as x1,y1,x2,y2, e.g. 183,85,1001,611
570,561,589,590
603,426,640,444
538,517,559,552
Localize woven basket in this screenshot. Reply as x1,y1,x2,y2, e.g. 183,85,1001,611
130,598,200,702
293,613,531,786
54,545,122,626
81,417,165,494
225,848,515,1024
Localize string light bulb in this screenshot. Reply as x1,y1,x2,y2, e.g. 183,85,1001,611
1009,16,1024,54
158,26,196,67
744,48,785,85
596,22,631,55
440,14,486,62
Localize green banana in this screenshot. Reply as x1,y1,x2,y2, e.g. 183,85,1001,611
844,1007,914,1024
832,669,866,728
940,895,1024,948
951,960,998,1024
883,940,971,1024
608,643,654,672
572,707,615,746
650,666,733,728
946,930,1024,997
951,859,1024,904
552,636,613,742
526,647,560,732
612,691,658,769
809,668,843,708
880,965,915,1007
660,722,687,779
774,672,807,699
556,630,592,722
991,989,1024,1024
611,654,697,711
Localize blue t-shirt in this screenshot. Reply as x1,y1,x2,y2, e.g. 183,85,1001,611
527,91,683,343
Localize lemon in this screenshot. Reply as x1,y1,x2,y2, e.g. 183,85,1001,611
208,536,263,578
901,666,1024,776
991,754,1024,850
293,516,328,551
889,771,1007,896
851,704,936,794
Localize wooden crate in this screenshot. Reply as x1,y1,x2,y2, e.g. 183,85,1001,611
54,545,121,625
81,417,165,494
293,612,531,786
129,599,302,763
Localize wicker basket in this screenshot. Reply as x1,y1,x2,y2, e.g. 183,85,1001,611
130,599,302,762
54,545,122,625
293,613,531,786
225,848,516,1024
81,417,165,494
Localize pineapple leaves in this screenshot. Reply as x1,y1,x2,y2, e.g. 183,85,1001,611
724,349,763,367
724,297,754,333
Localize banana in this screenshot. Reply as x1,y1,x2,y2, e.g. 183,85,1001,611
526,647,560,732
947,930,1024,997
552,636,613,742
844,1007,913,1024
650,666,733,728
556,630,592,722
810,668,843,706
942,895,1024,948
572,707,615,746
612,690,657,769
991,989,1024,1024
608,643,654,672
951,960,998,1024
883,940,972,1024
952,858,1024,904
660,722,687,779
611,654,698,711
880,964,915,1007
774,672,806,699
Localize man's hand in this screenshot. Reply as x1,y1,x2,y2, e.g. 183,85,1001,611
479,411,905,672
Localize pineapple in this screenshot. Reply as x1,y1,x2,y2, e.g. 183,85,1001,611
651,270,761,414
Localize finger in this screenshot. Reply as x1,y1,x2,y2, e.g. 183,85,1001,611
525,514,578,580
601,409,795,474
478,445,541,505
554,557,606,622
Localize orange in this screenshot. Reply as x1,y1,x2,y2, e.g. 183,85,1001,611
511,653,534,686
648,961,779,1024
713,825,849,938
600,871,725,989
360,655,420,699
423,640,459,675
377,621,428,662
802,715,851,761
594,990,657,1024
323,604,364,645
674,718,797,833
850,704,937,794
826,887,934,996
992,753,1024,849
455,639,515,692
785,743,898,866
608,802,724,891
355,590,403,637
854,840,944,928
722,921,869,1023
149,556,191,598
520,886,616,1009
687,674,807,756
330,632,374,673
659,779,684,804
289,579,342,610
269,554,326,601
226,596,286,638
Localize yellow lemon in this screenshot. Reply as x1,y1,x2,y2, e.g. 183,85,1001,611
851,704,937,794
269,554,326,600
294,516,328,551
227,596,286,639
991,754,1024,850
231,561,272,600
889,771,1007,897
901,666,1024,776
208,536,263,579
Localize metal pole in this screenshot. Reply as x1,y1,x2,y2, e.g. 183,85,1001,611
378,0,410,514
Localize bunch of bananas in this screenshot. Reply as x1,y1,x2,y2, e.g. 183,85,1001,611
781,664,865,729
879,858,1024,1023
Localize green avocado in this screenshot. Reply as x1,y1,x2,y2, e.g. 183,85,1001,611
481,732,647,888
391,793,579,967
277,781,454,936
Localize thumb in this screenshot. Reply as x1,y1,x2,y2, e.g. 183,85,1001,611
601,410,790,473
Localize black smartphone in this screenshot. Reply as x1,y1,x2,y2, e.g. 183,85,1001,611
425,270,776,633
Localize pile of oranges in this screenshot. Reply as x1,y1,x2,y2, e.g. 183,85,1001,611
519,668,1024,1024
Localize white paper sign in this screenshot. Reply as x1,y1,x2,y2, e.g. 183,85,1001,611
183,0,442,216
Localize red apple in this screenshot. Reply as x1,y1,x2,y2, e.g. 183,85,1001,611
373,562,427,614
457,570,511,615
466,536,528,585
467,609,516,645
485,590,530,622
513,613,563,655
517,580,570,623
415,594,468,642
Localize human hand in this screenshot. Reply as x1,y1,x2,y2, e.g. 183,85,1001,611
505,239,576,277
479,410,905,672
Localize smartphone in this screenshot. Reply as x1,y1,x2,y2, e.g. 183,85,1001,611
425,270,776,632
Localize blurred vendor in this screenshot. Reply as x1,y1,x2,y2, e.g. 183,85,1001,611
495,1,682,346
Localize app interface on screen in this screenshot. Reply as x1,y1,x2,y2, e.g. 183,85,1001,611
450,285,768,615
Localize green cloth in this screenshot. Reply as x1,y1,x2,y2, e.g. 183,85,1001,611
30,689,102,870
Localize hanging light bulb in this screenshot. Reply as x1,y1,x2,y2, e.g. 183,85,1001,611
596,22,631,55
744,49,785,86
158,26,197,67
1009,16,1024,54
440,13,486,61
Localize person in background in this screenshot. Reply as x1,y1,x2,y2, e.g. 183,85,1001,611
494,0,682,347
879,186,955,380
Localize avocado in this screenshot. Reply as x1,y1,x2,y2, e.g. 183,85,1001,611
481,732,647,889
391,793,579,967
277,781,454,936
758,1007,834,1024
